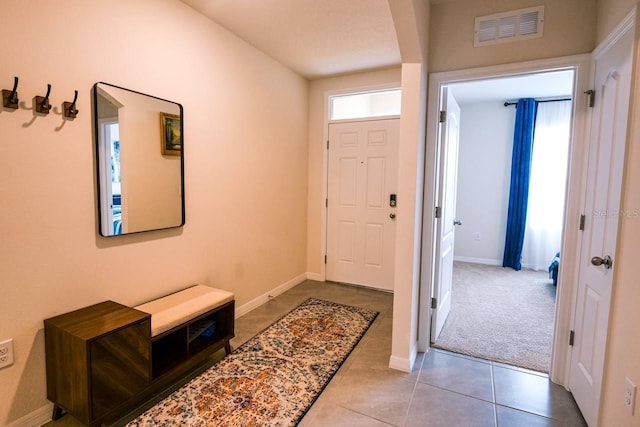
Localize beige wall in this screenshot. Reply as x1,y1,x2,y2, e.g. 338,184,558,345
389,0,430,62
597,0,639,42
0,0,308,424
390,62,428,370
429,0,597,73
306,68,402,277
387,0,430,371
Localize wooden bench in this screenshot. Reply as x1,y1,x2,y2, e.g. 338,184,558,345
45,285,235,426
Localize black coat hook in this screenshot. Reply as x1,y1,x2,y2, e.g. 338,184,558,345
35,83,52,114
63,90,79,119
2,76,19,110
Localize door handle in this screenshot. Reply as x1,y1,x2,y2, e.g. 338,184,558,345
389,213,396,219
591,255,613,269
453,220,462,226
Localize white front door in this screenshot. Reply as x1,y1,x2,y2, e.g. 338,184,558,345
327,119,399,291
569,22,633,426
431,88,461,340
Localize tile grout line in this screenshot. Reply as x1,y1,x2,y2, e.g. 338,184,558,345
400,351,427,427
418,350,497,405
490,362,498,426
490,361,578,424
414,379,497,406
334,404,398,427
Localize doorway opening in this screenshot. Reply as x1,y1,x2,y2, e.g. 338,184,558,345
428,68,577,373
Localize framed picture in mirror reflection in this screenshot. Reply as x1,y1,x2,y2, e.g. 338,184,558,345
161,112,181,156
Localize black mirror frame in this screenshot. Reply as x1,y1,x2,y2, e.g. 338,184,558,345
93,82,185,237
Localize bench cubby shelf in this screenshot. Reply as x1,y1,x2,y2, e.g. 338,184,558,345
45,296,234,426
152,300,234,378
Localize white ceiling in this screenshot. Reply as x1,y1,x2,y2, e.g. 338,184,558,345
180,0,401,80
179,0,574,98
449,70,575,105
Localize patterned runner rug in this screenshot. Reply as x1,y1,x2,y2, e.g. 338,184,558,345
126,298,378,426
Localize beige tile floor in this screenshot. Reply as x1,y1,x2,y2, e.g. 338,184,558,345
45,280,586,426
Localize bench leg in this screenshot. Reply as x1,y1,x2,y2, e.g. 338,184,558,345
52,404,65,420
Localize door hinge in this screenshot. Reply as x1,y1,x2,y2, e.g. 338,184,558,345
435,206,442,219
569,330,575,346
439,110,447,123
327,139,330,149
585,89,595,108
431,297,437,309
579,214,586,231
326,198,328,208
324,254,327,264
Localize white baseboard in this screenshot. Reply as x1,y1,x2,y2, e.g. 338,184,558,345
234,273,307,318
388,353,417,373
306,272,324,281
6,403,51,427
453,256,502,266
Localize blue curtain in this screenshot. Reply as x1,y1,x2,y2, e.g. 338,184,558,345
503,98,538,270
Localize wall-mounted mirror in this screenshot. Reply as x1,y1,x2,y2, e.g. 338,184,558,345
94,82,184,237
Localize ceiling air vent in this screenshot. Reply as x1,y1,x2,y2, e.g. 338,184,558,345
474,6,544,47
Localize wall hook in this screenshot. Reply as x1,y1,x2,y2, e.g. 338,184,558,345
35,83,52,114
2,76,20,110
63,90,79,119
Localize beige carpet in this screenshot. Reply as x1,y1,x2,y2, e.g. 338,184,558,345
433,262,556,372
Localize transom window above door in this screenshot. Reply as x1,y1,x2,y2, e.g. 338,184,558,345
329,89,401,121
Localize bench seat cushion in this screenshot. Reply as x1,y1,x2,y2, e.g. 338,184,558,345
134,285,234,337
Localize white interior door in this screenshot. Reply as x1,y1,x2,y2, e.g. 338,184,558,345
569,23,633,427
327,119,399,291
98,119,118,236
431,88,461,341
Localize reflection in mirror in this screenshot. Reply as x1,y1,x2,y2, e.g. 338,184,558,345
94,82,184,236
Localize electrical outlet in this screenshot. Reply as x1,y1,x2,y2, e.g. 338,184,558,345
474,232,481,241
0,339,14,369
625,376,637,415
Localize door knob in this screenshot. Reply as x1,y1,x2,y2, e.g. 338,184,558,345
591,255,613,269
389,213,396,219
453,220,462,226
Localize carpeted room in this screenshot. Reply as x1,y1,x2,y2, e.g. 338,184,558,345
434,262,557,373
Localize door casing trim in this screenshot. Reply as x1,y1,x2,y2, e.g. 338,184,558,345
316,82,402,283
420,53,592,387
